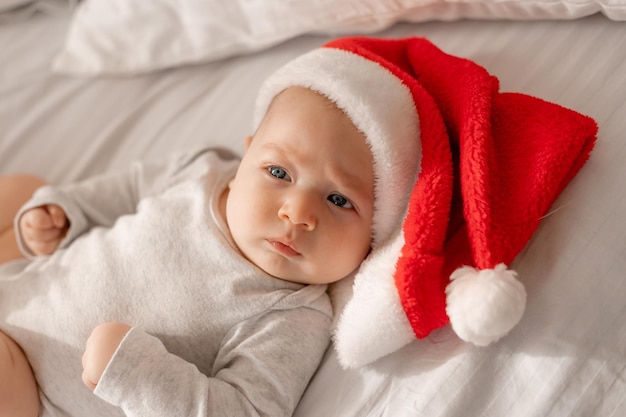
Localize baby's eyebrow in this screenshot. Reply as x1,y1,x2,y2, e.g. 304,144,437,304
259,143,288,159
329,165,373,203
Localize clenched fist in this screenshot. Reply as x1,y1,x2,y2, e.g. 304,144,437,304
18,204,68,255
82,322,132,390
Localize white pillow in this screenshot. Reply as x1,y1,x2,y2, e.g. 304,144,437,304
53,0,625,75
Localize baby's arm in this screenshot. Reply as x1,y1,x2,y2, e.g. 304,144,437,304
86,307,331,417
13,149,215,258
18,204,68,256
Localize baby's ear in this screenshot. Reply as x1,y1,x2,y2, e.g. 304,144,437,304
244,136,253,150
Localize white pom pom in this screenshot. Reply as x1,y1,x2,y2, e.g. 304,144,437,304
445,263,526,346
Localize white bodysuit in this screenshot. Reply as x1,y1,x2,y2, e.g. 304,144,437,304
0,148,332,417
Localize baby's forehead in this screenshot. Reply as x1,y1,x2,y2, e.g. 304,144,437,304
270,86,342,111
270,86,365,132
262,87,358,131
254,90,374,172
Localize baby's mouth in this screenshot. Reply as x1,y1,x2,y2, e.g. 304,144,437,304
267,239,301,257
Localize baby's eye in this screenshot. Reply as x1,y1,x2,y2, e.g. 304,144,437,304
328,193,353,209
268,166,290,181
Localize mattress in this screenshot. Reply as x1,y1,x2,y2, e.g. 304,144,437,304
1,5,625,417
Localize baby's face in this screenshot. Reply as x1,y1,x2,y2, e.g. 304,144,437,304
225,87,374,284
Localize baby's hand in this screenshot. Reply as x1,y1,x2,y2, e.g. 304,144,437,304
82,322,132,390
18,204,68,255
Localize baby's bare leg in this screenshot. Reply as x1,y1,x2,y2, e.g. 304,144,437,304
0,174,47,264
0,175,44,415
0,176,43,415
0,331,40,417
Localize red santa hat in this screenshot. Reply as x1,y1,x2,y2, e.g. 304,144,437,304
254,37,598,368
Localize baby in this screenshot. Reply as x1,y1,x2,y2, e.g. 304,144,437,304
0,39,420,417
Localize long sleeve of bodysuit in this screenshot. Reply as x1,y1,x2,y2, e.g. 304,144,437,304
94,285,332,417
14,148,218,258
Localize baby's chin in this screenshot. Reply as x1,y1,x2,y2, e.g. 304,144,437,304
260,265,326,286
274,271,348,286
243,247,348,285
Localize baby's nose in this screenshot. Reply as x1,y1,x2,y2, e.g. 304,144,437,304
278,192,318,230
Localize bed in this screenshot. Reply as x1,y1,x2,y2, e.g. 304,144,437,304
1,1,625,416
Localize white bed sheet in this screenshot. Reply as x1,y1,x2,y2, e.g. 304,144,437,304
1,10,625,417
